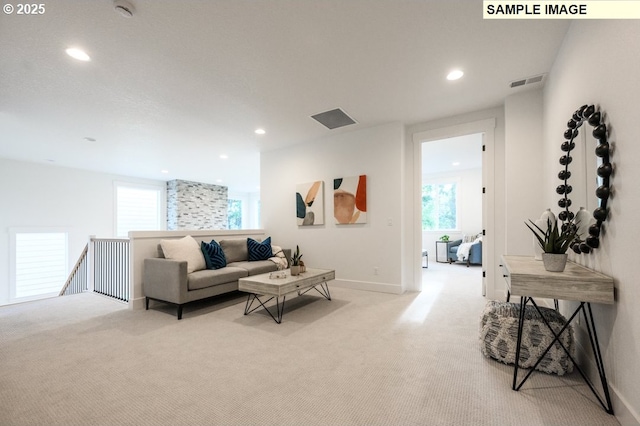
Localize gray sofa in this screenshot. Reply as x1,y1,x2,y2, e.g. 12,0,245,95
143,238,290,319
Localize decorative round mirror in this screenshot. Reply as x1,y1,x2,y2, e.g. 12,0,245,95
557,104,612,254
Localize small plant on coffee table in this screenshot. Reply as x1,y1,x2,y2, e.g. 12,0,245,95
291,245,303,266
290,245,303,275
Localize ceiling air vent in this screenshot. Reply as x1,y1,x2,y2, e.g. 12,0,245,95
509,73,546,89
310,108,357,130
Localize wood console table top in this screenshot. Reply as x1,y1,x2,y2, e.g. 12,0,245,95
501,255,614,304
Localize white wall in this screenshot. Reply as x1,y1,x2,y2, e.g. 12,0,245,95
504,89,545,255
543,21,640,425
261,122,405,294
0,159,165,306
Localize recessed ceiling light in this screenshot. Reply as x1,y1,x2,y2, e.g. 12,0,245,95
447,69,464,81
114,0,135,18
161,170,169,174
255,128,266,135
220,154,228,159
65,48,91,62
216,179,223,183
452,162,460,166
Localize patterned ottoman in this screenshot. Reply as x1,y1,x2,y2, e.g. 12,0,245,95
479,300,574,375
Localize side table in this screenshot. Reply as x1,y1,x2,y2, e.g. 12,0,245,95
435,241,449,263
501,255,615,415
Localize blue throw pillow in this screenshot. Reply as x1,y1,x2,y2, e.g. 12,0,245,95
247,237,272,261
201,240,227,269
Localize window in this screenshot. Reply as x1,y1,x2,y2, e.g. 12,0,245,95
115,183,163,237
228,199,242,230
422,182,458,230
10,230,68,302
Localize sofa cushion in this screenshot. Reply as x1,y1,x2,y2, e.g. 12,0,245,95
219,239,249,263
247,237,273,261
161,235,206,273
187,267,249,291
228,260,278,276
201,240,227,269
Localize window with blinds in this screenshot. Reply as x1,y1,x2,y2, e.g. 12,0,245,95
116,184,163,237
11,231,68,302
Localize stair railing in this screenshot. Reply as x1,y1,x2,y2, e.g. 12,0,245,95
59,243,89,296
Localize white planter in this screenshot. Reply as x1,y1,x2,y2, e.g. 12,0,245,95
542,253,568,272
291,265,301,276
534,209,556,261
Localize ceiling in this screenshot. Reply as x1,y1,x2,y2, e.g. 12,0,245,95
422,133,482,176
0,1,570,193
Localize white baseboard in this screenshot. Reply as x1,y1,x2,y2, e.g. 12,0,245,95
330,279,403,295
610,382,640,426
574,336,640,425
129,296,146,311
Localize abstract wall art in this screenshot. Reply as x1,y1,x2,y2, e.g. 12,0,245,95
334,175,367,224
296,181,324,225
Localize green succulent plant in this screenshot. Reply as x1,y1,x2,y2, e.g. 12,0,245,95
440,235,450,242
525,218,579,254
291,245,303,266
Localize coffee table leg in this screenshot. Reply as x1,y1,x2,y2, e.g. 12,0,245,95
243,293,286,324
315,282,331,300
275,296,285,324
298,281,332,301
244,294,256,315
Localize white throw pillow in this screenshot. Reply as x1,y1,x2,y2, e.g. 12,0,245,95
160,235,206,273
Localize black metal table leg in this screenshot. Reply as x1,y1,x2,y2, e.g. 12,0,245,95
243,281,331,324
511,298,614,415
298,281,332,301
512,296,527,390
243,293,286,324
584,303,614,414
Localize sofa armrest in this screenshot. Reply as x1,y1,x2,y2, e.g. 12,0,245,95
283,248,291,268
446,239,463,250
143,258,188,304
469,241,483,264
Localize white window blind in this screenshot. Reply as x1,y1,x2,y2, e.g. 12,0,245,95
116,185,162,237
13,232,68,300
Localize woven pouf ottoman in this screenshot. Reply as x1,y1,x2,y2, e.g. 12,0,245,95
479,300,575,375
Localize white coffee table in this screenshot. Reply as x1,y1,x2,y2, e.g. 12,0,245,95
239,268,335,323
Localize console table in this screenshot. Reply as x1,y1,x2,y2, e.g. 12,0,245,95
501,255,614,414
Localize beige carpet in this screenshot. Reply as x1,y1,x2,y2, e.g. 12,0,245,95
0,263,620,425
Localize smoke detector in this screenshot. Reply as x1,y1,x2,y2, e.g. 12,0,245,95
114,0,135,18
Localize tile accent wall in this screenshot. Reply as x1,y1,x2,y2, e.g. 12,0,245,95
167,179,228,230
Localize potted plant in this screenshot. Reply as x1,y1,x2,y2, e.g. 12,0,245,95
440,235,450,242
290,245,303,276
525,218,579,272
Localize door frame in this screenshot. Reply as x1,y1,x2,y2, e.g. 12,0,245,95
412,118,496,296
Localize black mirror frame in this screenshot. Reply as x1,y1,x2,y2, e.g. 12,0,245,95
557,104,612,254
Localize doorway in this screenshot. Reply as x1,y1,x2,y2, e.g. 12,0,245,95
412,118,496,297
421,134,483,280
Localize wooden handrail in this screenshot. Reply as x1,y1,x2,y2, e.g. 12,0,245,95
59,243,89,296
